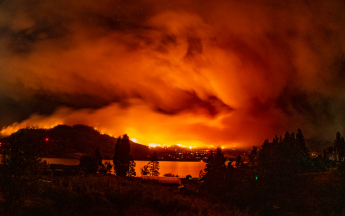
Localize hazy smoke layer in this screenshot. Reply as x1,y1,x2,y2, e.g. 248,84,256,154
1,0,345,148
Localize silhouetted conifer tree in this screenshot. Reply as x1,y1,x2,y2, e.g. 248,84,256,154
80,148,106,174
201,147,231,196
203,150,214,176
258,129,313,176
141,165,149,176
127,156,136,177
334,132,345,161
296,129,309,159
148,151,160,176
113,134,135,177
93,148,103,167
235,154,243,168
203,147,227,181
249,146,258,169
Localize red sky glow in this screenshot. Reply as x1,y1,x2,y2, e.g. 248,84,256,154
1,0,345,149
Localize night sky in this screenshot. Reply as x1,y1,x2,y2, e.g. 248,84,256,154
1,0,345,148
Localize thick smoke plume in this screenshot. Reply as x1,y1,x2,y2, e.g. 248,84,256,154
1,0,345,148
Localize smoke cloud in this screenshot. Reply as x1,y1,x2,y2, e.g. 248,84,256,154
1,0,345,149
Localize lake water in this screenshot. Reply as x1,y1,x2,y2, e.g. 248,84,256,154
42,158,206,178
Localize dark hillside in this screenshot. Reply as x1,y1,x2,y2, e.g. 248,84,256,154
0,124,150,159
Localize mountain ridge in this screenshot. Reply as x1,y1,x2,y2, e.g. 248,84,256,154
0,124,150,159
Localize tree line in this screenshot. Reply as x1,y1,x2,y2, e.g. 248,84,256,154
79,134,160,177
199,129,345,214
201,128,343,182
1,128,345,215
0,132,159,215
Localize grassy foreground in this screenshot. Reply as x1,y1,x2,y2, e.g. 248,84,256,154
0,171,344,216
0,175,250,216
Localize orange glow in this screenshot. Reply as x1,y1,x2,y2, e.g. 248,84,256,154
148,143,161,148
1,0,343,149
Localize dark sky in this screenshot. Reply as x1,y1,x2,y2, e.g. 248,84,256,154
1,0,345,149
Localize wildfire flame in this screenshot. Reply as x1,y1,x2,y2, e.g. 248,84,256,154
1,0,342,148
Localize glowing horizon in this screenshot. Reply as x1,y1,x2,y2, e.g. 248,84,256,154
1,0,345,150
0,123,238,149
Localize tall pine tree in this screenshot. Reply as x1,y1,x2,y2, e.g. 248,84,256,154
296,129,309,159
113,134,135,177
201,147,229,195
147,151,160,176
203,147,227,181
334,132,345,161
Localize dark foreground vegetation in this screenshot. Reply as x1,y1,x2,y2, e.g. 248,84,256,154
0,128,345,215
0,175,252,216
0,170,344,216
